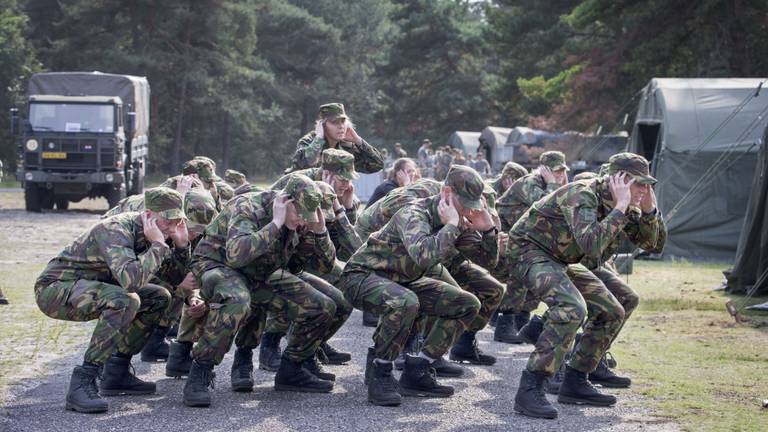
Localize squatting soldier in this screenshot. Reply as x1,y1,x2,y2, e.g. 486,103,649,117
162,158,222,208
487,161,528,198
182,174,344,407
287,103,383,174
224,169,248,188
492,151,569,345
34,187,188,413
508,152,658,419
191,155,236,202
339,165,487,407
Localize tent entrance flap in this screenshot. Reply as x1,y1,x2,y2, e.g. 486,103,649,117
636,123,661,164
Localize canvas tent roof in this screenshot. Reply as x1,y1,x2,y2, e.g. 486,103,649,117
629,78,768,260
448,131,481,155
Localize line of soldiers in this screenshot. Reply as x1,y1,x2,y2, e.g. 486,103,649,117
34,102,666,421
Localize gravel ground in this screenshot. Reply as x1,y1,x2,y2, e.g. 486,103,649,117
0,191,679,432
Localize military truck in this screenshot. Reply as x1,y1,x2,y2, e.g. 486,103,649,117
10,72,149,211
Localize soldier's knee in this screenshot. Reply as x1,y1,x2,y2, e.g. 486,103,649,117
319,297,337,321
398,291,420,317
623,292,640,315
549,298,587,327
605,301,626,323
110,292,141,326
336,297,353,318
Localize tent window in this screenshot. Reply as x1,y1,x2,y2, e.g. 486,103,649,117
637,123,661,162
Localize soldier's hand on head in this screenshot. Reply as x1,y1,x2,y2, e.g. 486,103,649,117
322,170,334,188
188,295,207,318
178,272,198,295
609,173,634,213
272,194,293,229
176,175,199,196
340,183,356,209
307,207,327,234
498,231,509,256
640,185,657,213
142,212,166,244
169,219,190,248
539,166,557,185
396,169,412,187
465,206,495,232
315,119,325,140
343,125,363,145
438,190,460,227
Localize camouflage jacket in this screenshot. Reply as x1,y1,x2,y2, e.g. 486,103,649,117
270,167,360,224
329,208,363,261
487,176,506,198
509,178,665,267
289,131,384,174
497,172,559,232
355,179,442,241
36,213,179,293
191,191,335,282
215,179,235,202
345,196,463,283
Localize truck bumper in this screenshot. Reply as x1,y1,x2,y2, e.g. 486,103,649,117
17,170,125,185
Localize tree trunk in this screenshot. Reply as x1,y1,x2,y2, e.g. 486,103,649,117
171,14,193,173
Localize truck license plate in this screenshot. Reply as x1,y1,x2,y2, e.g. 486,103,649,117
42,152,67,159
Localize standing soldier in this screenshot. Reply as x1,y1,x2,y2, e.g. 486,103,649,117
339,166,488,406
433,147,454,181
393,142,408,158
288,103,384,174
34,187,187,413
508,152,659,419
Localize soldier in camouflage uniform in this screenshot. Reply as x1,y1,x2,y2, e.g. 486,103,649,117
34,187,188,413
433,147,454,181
492,151,570,345
224,169,247,188
487,161,528,198
508,152,663,419
339,165,493,406
161,158,222,207
182,174,343,407
287,103,384,174
192,156,235,202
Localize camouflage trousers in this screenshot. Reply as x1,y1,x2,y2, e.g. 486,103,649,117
339,265,481,361
510,257,625,376
590,264,639,349
491,263,540,315
158,292,185,329
236,270,352,354
448,260,505,333
34,279,170,365
263,259,348,335
191,266,339,364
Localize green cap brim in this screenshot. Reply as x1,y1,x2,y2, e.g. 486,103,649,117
339,169,359,181
634,174,657,185
156,209,187,220
298,206,319,223
457,195,483,211
554,164,570,172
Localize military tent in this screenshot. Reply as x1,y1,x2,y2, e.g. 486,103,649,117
447,131,481,156
628,78,768,260
478,126,512,172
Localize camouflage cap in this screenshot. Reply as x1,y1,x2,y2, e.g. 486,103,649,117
193,155,217,171
606,152,657,185
322,148,359,180
283,173,322,223
482,183,499,214
445,165,484,210
573,171,598,181
319,103,348,121
539,151,569,171
314,181,337,221
184,190,217,231
182,158,215,183
224,169,247,186
501,161,528,180
145,187,186,220
234,183,264,196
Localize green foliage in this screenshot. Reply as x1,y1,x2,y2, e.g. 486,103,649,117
516,63,582,115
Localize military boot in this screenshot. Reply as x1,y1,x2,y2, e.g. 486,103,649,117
589,355,631,388
317,341,351,365
140,326,170,362
183,360,215,407
488,311,499,328
167,323,179,339
230,347,255,392
362,310,378,328
364,346,376,385
399,355,454,398
432,356,464,378
545,362,566,395
258,332,283,372
165,340,193,378
513,370,558,419
65,364,108,413
493,313,526,344
274,354,334,393
302,353,336,381
100,354,156,396
518,315,544,344
449,331,496,365
368,361,402,406
394,330,421,370
558,366,617,406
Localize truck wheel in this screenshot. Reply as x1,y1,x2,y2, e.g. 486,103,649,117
55,197,69,210
24,183,42,212
40,190,55,210
106,186,126,209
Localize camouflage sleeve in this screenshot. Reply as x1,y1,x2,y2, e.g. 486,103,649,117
291,133,324,171
154,245,191,287
270,174,291,191
519,179,552,207
331,212,363,258
624,209,666,253
294,232,336,274
495,193,516,232
395,208,461,269
96,223,171,293
340,139,384,173
344,198,361,225
561,189,628,261
455,229,499,268
225,203,280,268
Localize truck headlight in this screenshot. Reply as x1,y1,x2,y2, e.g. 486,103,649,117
105,173,114,182
25,139,39,151
25,172,34,181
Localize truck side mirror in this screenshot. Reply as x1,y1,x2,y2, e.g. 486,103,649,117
9,108,19,136
125,112,136,135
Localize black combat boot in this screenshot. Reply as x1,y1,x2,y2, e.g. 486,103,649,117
140,326,170,362
165,340,193,378
364,347,375,385
258,332,283,372
183,360,215,407
230,347,255,392
317,341,352,365
65,364,108,413
432,356,464,378
301,353,336,381
399,355,454,398
274,354,334,393
518,315,544,344
589,355,631,388
167,323,179,339
558,365,617,406
513,369,558,419
493,313,526,344
449,332,496,365
394,330,421,370
488,311,499,328
362,310,379,327
368,361,402,406
100,353,156,396
545,362,566,395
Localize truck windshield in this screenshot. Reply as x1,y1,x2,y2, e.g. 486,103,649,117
29,103,115,133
